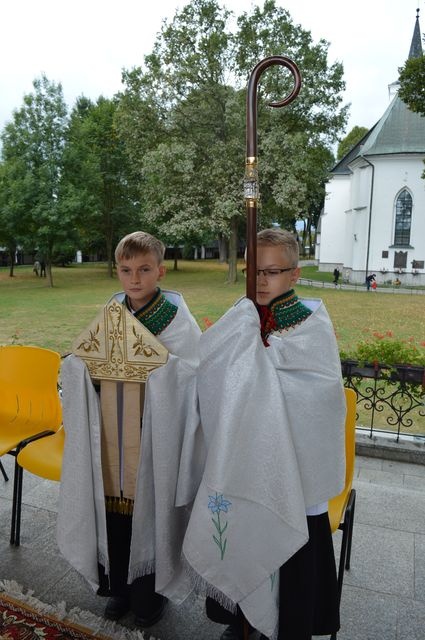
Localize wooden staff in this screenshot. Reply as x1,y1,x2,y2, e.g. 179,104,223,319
243,55,301,640
244,56,302,301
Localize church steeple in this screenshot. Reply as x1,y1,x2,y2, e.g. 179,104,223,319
408,9,423,59
389,10,423,99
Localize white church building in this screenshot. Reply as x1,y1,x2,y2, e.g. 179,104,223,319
317,11,425,286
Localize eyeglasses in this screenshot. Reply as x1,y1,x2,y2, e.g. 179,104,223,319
241,267,295,278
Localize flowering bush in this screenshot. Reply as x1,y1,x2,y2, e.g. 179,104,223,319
340,334,425,367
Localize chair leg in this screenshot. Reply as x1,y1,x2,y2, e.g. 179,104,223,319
0,460,8,481
10,455,24,547
345,490,356,570
332,519,351,640
9,431,55,546
336,489,356,599
10,457,20,545
15,459,24,546
337,518,349,604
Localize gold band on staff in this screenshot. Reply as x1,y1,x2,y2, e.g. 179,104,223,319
244,155,259,205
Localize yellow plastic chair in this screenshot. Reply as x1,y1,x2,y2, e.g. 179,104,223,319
0,345,62,546
328,387,357,639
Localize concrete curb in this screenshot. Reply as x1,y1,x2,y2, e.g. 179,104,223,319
356,431,425,465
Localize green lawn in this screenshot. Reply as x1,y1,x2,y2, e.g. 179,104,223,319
1,261,424,358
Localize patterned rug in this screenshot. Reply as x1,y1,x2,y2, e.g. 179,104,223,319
0,581,151,640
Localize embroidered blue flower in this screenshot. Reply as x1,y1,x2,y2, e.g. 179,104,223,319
208,494,232,514
208,492,232,559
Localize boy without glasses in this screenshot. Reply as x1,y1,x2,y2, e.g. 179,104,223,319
58,231,201,628
183,228,346,640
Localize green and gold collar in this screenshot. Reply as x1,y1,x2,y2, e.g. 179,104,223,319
268,289,312,332
125,288,178,336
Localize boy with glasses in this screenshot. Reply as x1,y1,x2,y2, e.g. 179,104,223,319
183,228,345,640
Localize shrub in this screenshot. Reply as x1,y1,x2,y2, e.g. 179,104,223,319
340,334,425,367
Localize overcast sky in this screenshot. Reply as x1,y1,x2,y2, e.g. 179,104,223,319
0,0,422,138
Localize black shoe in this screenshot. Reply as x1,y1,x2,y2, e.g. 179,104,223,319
220,625,257,640
134,597,167,628
104,596,131,621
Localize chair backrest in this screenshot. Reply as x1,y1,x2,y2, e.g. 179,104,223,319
328,387,357,533
0,345,62,437
343,387,357,493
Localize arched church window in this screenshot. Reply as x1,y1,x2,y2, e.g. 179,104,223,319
394,189,412,246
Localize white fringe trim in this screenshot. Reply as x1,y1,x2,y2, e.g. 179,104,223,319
181,561,279,640
127,559,156,584
182,558,238,614
0,579,159,640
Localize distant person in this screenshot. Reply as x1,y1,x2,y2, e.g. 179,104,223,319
371,280,377,291
40,260,46,277
365,273,376,291
333,268,340,285
33,260,41,276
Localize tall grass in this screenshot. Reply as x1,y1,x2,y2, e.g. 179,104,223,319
1,261,424,357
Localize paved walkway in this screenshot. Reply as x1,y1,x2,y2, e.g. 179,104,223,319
297,261,425,295
1,450,424,640
297,277,425,295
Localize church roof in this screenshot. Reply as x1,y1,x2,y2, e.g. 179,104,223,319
331,10,425,173
360,95,425,156
331,127,375,175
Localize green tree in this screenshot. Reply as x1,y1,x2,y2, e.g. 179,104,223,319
1,74,71,286
0,159,29,276
117,0,348,282
398,53,425,116
234,0,347,232
141,141,207,269
398,44,425,179
337,126,369,161
118,0,244,280
63,96,138,276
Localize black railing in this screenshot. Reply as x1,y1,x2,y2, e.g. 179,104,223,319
341,360,425,442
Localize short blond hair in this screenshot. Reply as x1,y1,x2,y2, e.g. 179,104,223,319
115,231,165,264
257,228,299,267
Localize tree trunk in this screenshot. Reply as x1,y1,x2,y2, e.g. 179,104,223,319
173,245,179,271
8,249,15,277
302,219,307,254
306,218,312,256
226,217,238,284
218,234,228,263
46,262,54,287
106,232,114,278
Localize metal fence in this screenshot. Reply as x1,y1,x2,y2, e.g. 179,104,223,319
341,360,425,442
298,277,425,295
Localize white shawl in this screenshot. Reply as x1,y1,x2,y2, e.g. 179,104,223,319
182,296,346,638
267,297,346,508
57,291,203,603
